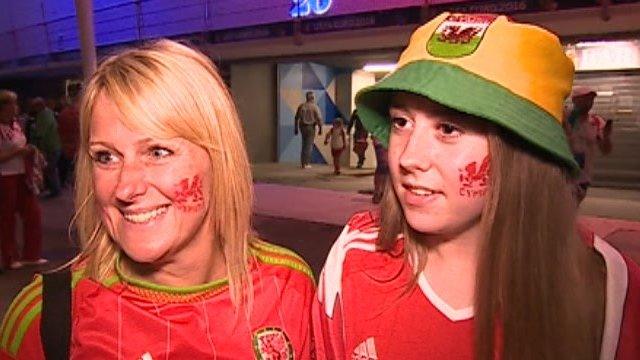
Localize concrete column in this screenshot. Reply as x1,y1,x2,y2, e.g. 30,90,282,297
74,0,97,79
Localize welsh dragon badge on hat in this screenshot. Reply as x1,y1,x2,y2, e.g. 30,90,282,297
427,14,497,58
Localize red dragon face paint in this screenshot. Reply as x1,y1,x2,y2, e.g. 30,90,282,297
174,175,205,212
459,155,490,198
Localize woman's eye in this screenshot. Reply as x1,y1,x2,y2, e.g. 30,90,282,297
92,151,118,165
149,146,173,159
391,117,410,130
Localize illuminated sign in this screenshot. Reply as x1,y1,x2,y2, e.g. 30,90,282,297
566,40,640,71
290,0,333,18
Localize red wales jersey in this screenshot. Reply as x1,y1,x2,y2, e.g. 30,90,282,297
1,240,315,360
312,211,640,360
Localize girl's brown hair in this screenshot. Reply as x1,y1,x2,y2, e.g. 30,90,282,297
379,128,605,359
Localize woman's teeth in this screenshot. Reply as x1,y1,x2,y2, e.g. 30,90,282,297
123,206,168,224
409,188,435,196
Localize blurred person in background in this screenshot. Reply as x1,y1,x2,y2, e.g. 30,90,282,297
294,91,323,169
565,87,613,203
0,90,46,271
0,40,314,359
57,83,81,188
29,97,62,198
324,117,347,175
347,109,369,168
371,135,389,204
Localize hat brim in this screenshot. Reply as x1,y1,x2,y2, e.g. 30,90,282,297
355,60,578,173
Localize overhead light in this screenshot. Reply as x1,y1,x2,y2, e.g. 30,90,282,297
575,41,609,48
597,91,614,97
568,40,640,71
363,63,396,73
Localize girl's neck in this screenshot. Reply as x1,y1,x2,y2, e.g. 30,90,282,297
418,219,483,262
418,220,483,310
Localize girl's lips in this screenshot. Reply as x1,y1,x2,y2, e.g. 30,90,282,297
401,184,443,207
403,189,442,207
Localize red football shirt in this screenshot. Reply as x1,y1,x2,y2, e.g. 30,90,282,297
1,240,315,359
313,211,640,359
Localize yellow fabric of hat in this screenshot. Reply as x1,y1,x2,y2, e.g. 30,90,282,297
356,12,579,172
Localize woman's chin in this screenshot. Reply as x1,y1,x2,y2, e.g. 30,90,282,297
119,244,169,265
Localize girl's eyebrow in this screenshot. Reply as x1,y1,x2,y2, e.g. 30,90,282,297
388,104,410,114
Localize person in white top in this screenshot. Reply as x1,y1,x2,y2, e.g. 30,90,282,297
324,117,346,175
0,90,47,270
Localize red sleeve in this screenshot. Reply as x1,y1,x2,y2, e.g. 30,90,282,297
616,256,640,359
286,271,315,360
0,277,45,360
0,314,44,360
312,279,346,360
312,211,382,359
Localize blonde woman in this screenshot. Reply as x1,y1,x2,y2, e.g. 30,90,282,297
1,40,314,359
313,13,640,359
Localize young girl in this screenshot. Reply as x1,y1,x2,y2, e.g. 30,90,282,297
1,40,314,359
313,12,640,360
324,117,346,175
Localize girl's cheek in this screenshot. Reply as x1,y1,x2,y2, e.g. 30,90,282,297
458,155,490,199
172,174,205,212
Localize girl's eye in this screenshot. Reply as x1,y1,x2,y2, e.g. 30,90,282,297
391,117,410,130
149,146,173,159
92,151,118,165
438,123,462,137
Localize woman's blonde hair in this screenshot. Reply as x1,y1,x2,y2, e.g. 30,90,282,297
379,128,605,359
74,39,254,310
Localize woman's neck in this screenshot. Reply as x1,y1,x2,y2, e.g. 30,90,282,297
119,240,227,288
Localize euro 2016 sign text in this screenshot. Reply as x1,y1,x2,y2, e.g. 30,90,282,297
290,0,332,18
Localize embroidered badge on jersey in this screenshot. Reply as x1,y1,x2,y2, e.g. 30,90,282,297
427,14,497,58
252,327,293,360
351,337,378,360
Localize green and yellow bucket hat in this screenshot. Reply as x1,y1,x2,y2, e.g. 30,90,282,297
356,12,578,172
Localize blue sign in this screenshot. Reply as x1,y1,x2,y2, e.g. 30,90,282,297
290,0,332,18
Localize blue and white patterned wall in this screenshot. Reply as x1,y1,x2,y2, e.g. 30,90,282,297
277,62,344,164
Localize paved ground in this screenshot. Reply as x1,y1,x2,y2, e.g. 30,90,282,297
252,162,640,221
2,162,639,316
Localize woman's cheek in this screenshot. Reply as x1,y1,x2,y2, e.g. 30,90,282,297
172,174,205,212
458,155,490,199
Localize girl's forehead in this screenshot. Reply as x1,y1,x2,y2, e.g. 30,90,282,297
390,92,450,114
389,92,491,132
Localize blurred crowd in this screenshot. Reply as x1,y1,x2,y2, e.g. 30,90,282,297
0,84,80,271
